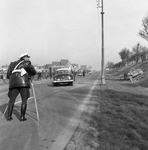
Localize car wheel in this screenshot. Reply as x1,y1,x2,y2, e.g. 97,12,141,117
54,83,58,86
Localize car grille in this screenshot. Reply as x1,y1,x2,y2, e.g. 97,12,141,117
54,75,73,81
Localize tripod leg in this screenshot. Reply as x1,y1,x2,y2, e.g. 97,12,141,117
31,83,39,121
2,105,8,119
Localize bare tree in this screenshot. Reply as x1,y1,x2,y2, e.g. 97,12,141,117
140,46,148,61
132,43,141,63
88,66,92,70
106,61,114,69
139,12,148,41
118,48,130,64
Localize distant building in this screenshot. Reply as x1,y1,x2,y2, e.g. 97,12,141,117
80,65,87,70
43,64,52,72
38,59,76,75
44,64,52,68
51,59,72,70
60,59,70,68
52,61,61,66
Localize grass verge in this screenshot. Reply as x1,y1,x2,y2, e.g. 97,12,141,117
64,77,148,150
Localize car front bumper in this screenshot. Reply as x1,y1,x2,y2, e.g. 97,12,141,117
52,80,73,83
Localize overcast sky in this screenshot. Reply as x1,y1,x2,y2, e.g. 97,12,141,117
0,0,148,70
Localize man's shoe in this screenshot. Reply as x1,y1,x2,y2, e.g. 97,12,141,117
7,116,13,121
20,116,27,121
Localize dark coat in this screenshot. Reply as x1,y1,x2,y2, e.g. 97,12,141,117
7,60,36,89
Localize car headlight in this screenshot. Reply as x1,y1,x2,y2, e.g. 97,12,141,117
54,77,57,81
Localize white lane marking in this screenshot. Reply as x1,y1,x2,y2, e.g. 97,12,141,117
78,79,98,112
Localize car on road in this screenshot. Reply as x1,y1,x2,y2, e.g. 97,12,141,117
52,68,74,86
77,72,82,76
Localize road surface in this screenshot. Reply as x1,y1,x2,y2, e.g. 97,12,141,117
0,72,99,150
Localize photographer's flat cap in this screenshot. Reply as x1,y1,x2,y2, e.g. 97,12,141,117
19,53,30,59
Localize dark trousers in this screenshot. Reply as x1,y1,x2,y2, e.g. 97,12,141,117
8,88,30,105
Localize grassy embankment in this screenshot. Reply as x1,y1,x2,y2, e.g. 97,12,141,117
65,61,148,150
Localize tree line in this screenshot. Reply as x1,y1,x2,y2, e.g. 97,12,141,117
106,12,148,69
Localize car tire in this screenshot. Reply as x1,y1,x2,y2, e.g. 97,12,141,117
54,83,58,86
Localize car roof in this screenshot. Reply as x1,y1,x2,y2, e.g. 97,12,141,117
56,68,71,71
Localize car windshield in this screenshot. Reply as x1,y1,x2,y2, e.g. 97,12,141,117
57,70,71,74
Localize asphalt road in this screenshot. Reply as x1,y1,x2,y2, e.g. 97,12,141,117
0,72,99,150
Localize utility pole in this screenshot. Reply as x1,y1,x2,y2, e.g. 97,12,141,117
97,0,106,84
